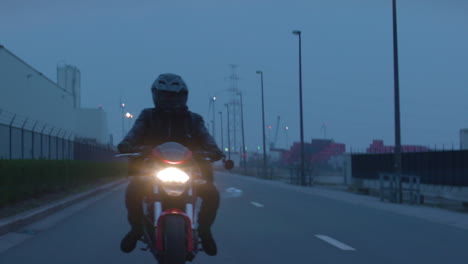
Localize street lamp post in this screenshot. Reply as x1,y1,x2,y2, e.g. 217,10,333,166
392,0,403,203
120,99,126,138
219,111,224,153
292,29,306,186
212,97,216,140
237,92,247,174
125,112,134,135
256,70,267,179
225,104,231,160
208,96,216,140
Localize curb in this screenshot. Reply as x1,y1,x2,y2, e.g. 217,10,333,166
0,178,128,236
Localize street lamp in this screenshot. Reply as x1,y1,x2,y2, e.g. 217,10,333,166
211,97,217,139
225,104,231,160
237,92,247,174
292,29,306,186
218,111,224,153
256,70,267,179
125,112,134,135
209,89,236,146
120,99,126,139
391,0,403,203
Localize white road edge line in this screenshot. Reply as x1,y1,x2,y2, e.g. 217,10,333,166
315,235,356,251
250,202,264,208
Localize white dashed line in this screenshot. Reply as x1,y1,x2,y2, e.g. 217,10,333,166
224,187,243,198
315,235,356,251
251,202,264,208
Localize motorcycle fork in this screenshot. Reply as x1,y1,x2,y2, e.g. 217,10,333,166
153,186,196,227
152,186,199,255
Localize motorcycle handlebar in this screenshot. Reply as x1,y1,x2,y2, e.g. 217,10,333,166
114,150,214,161
115,153,143,158
115,150,233,170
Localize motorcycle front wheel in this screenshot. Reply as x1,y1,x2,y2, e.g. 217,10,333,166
160,215,187,264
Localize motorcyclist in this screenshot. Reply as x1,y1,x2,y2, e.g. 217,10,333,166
118,73,224,256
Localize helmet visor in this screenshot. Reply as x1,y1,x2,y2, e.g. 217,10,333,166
154,90,187,110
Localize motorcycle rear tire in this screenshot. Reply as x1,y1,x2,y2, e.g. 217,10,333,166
161,215,187,264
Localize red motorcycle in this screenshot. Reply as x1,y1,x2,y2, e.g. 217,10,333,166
117,142,233,264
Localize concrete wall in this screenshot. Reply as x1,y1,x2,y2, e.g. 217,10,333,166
0,45,109,144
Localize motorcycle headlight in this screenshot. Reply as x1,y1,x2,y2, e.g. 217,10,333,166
156,167,190,183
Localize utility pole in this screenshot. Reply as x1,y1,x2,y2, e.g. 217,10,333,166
219,111,224,153
256,70,267,179
212,97,216,140
238,92,247,174
392,0,403,203
225,104,231,160
209,96,217,139
228,64,241,155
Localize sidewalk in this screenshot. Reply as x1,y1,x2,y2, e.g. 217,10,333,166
0,178,128,236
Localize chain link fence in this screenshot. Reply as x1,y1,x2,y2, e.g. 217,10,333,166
224,152,317,186
0,108,116,161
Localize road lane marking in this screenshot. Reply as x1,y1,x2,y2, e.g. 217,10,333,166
315,235,356,251
251,202,264,208
224,187,243,198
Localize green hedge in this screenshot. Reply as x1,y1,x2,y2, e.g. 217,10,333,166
0,160,127,207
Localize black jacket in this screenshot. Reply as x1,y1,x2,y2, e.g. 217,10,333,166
118,108,223,160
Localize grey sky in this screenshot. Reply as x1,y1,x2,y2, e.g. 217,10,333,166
1,0,467,151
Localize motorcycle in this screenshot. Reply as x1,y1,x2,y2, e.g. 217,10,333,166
116,142,234,264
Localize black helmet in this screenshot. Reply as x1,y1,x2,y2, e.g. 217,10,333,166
151,73,188,111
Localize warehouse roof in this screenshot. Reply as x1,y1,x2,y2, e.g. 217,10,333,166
0,45,73,96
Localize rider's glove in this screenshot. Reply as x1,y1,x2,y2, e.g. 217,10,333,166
137,146,153,156
118,141,133,153
209,149,224,162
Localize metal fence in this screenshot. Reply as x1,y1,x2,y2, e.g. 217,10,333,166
226,153,317,186
0,108,116,161
352,150,468,187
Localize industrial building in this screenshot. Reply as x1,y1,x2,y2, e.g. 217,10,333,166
0,45,109,145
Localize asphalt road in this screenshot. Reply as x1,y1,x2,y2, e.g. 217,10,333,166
1,172,468,264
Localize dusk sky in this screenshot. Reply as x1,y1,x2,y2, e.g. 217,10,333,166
1,0,467,151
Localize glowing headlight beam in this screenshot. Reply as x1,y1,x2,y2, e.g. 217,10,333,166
156,168,190,183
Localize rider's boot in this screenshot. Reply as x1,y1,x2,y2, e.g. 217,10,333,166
197,181,220,256
122,177,149,253
120,227,143,253
198,226,217,256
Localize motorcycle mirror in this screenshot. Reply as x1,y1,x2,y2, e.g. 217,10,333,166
224,160,234,170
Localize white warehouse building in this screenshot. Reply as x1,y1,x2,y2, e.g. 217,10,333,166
0,45,109,145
